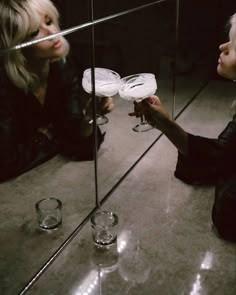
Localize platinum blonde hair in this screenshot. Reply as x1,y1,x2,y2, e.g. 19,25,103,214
0,0,69,93
228,13,236,116
229,13,236,52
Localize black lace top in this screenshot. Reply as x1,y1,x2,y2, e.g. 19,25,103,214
0,58,104,182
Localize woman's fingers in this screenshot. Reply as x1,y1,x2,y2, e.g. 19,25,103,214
128,96,163,121
142,95,160,107
100,97,114,113
128,111,141,117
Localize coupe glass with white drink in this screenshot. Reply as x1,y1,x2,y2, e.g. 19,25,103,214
82,68,121,125
119,73,157,132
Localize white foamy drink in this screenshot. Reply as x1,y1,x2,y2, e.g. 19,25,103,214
119,73,157,102
82,68,121,97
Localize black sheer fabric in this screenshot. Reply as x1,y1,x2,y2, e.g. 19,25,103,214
0,57,104,182
175,115,236,185
174,116,236,241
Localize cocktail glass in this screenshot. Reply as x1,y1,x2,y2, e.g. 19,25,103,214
82,68,121,125
119,73,157,132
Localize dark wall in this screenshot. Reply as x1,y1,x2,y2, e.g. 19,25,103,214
52,0,236,77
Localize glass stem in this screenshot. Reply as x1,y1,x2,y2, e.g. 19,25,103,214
140,114,144,124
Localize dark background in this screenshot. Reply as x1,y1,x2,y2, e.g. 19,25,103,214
52,0,236,79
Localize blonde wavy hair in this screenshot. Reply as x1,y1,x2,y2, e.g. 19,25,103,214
0,0,69,93
228,13,236,115
229,13,236,52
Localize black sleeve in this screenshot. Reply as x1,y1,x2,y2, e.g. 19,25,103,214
53,59,105,161
175,117,236,185
212,175,236,242
0,100,57,182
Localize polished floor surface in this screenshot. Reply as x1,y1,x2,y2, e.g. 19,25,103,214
23,78,236,294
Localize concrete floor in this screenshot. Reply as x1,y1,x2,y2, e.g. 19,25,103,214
1,77,235,294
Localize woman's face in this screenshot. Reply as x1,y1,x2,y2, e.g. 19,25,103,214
28,14,67,60
217,27,236,80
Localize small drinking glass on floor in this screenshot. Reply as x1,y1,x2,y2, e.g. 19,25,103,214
35,197,62,231
91,210,119,250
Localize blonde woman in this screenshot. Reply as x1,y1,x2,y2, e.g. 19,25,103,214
133,13,236,241
0,0,113,181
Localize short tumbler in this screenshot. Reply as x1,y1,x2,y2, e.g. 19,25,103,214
91,210,119,247
35,198,62,230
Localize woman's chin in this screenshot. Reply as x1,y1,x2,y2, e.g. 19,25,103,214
51,41,70,59
50,49,68,60
217,64,222,75
217,67,228,80
217,64,236,80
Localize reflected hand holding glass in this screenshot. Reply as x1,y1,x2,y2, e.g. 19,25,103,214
98,96,114,115
82,68,120,125
119,73,157,132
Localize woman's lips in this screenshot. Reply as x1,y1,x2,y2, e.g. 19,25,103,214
52,40,61,49
218,56,223,65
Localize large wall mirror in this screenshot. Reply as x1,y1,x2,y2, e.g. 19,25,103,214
93,0,177,200
0,5,98,295
1,0,228,294
0,1,177,293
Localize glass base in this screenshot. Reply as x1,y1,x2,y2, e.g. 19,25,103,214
132,121,154,132
96,114,109,125
39,216,61,231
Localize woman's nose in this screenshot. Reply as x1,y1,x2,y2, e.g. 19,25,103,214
45,28,57,41
219,42,229,53
47,28,56,36
42,24,56,36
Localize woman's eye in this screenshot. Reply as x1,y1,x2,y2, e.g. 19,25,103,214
46,18,53,26
29,29,39,38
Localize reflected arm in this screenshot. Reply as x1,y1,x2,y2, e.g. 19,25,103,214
51,59,105,160
0,102,56,182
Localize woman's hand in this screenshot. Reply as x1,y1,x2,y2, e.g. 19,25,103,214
129,95,171,131
38,128,53,140
98,96,114,114
79,97,114,137
37,124,54,141
130,95,188,155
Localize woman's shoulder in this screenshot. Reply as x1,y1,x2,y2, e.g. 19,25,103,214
0,67,28,110
0,68,16,99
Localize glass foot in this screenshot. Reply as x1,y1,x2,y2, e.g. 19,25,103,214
96,114,109,125
132,121,153,132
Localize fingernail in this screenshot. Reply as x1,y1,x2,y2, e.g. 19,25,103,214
149,97,154,104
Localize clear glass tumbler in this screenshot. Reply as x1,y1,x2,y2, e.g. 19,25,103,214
35,198,62,230
91,210,119,248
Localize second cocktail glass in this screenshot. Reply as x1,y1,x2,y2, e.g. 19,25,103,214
119,73,157,132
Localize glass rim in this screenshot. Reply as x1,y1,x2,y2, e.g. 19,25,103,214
91,210,119,227
120,73,155,82
35,197,62,212
83,68,121,79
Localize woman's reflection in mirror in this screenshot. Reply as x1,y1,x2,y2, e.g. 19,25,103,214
0,0,113,182
131,13,236,242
